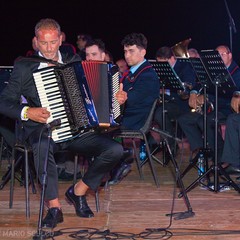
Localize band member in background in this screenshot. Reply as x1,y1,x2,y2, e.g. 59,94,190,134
108,32,160,185
221,90,240,177
153,46,197,155
0,18,124,228
85,38,106,61
178,45,240,165
116,58,129,78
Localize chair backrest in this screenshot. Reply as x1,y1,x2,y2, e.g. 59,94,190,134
139,98,159,134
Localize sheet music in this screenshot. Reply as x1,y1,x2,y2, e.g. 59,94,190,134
149,60,184,91
200,50,237,96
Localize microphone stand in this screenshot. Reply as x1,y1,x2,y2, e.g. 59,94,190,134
151,127,195,219
224,0,237,51
33,126,53,240
161,81,168,166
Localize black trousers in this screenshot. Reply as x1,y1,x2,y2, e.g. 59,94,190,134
221,113,240,167
0,115,15,148
178,111,225,161
28,128,123,200
153,100,189,147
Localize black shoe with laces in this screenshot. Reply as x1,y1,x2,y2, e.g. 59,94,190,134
42,207,63,229
65,185,94,218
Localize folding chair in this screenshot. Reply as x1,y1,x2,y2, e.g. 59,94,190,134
9,121,36,219
113,99,160,187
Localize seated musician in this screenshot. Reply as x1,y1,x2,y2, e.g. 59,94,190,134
0,18,124,229
178,45,240,166
153,46,197,157
108,33,160,185
221,90,240,178
57,38,133,181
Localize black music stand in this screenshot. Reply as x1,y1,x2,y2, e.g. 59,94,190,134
149,60,194,219
149,60,184,165
179,50,240,196
179,56,213,179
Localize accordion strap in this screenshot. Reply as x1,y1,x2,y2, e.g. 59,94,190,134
18,55,65,67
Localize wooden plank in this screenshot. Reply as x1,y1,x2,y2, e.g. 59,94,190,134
1,147,240,240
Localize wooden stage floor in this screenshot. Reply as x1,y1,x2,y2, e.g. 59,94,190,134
1,144,240,240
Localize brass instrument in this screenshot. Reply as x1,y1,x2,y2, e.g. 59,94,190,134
171,38,192,99
171,38,214,112
177,82,193,100
190,93,214,115
171,38,191,58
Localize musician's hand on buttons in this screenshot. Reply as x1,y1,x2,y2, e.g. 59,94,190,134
231,97,240,113
27,107,51,123
115,83,127,105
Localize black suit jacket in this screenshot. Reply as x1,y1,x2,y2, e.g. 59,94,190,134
0,53,81,139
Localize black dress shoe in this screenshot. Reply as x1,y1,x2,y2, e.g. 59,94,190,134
65,185,94,218
225,165,240,175
42,207,63,228
122,148,134,164
108,162,131,185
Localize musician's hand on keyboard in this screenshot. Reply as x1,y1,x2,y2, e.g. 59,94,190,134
115,83,127,105
27,107,51,123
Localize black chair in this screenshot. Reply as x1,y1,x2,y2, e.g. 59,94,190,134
0,135,3,168
113,99,160,187
0,135,12,170
0,116,15,170
9,121,36,219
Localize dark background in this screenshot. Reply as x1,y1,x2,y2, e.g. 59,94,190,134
1,0,240,66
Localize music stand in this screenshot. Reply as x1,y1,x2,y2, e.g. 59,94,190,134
179,50,240,196
149,60,184,165
179,56,213,179
149,60,194,219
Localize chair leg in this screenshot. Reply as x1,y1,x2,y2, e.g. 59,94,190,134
95,190,100,212
73,154,78,185
174,120,178,155
9,147,31,219
132,140,144,180
144,135,160,188
24,147,30,219
0,136,3,169
9,149,15,209
29,166,37,194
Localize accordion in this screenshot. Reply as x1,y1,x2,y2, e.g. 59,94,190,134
33,60,121,143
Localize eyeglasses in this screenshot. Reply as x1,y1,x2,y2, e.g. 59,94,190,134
77,36,85,41
219,52,230,57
